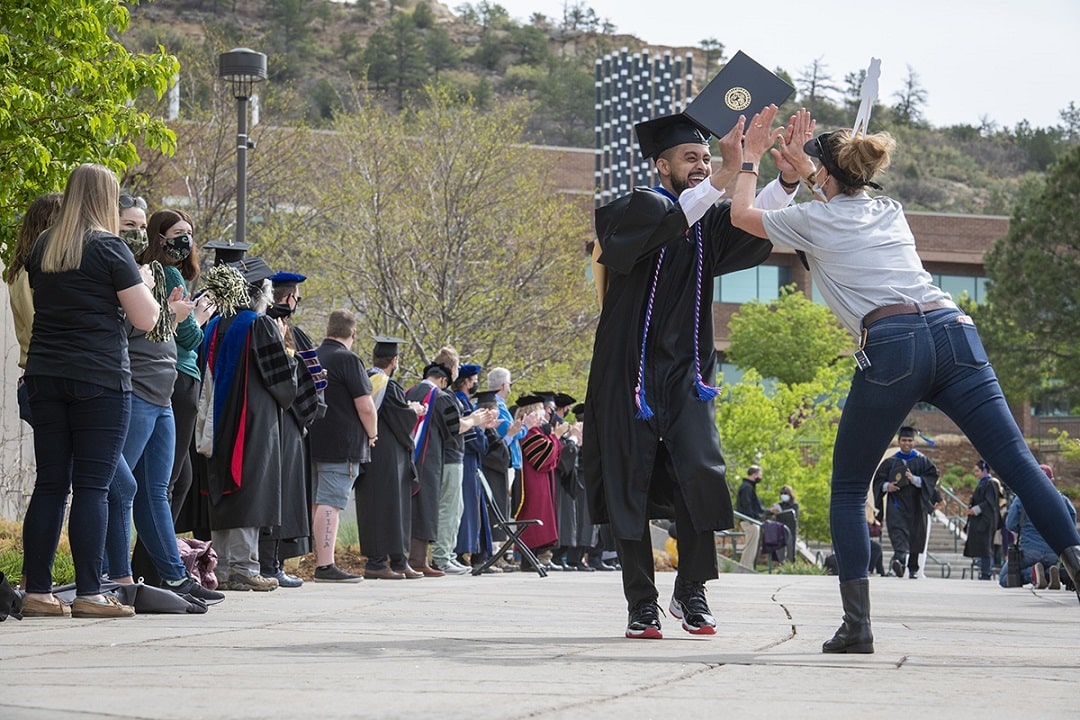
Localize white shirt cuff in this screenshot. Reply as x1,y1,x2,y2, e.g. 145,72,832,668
678,181,725,226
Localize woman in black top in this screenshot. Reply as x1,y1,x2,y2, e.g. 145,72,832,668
21,164,159,618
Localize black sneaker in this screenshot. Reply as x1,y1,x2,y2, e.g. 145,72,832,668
167,577,226,605
669,579,716,635
313,564,363,583
625,600,663,639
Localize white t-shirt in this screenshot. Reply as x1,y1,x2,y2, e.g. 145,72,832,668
761,192,954,337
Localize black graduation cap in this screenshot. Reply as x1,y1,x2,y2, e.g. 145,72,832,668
268,271,306,285
474,390,500,408
553,392,576,408
204,239,252,265
682,50,795,141
634,115,710,161
534,391,556,407
515,394,544,408
373,335,406,357
422,362,453,381
227,255,275,285
898,426,917,438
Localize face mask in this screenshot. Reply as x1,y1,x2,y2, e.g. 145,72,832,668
780,494,791,503
163,232,192,261
266,302,294,320
120,228,148,256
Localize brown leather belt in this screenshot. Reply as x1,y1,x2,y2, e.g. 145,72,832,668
861,299,954,329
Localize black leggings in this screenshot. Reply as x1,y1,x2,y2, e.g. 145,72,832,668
168,372,200,522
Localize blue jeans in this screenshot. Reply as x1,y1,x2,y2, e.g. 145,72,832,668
831,308,1080,581
107,395,187,582
22,376,130,595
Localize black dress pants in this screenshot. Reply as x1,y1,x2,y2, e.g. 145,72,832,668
616,477,718,610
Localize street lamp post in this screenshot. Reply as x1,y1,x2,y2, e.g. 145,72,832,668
208,47,267,264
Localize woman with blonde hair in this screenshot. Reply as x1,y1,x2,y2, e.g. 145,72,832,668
731,107,1080,653
20,164,159,618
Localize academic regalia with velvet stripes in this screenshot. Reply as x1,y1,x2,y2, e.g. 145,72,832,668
405,381,460,541
583,188,772,540
515,426,561,550
201,311,297,530
262,325,323,560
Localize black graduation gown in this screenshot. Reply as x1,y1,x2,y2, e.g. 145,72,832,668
873,451,939,556
964,476,1000,558
583,187,772,540
357,371,416,558
404,382,459,541
266,325,323,559
205,313,297,530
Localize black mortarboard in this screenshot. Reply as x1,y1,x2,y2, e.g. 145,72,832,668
634,115,710,161
227,256,275,285
534,391,556,406
571,402,585,417
515,394,544,408
204,239,252,265
423,362,453,381
804,132,882,190
682,50,795,140
475,390,500,408
269,271,307,285
457,363,482,381
898,426,917,438
373,335,406,357
553,392,576,408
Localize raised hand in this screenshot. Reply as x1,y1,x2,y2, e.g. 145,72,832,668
774,108,816,178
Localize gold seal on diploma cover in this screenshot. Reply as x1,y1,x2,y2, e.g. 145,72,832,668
725,86,751,111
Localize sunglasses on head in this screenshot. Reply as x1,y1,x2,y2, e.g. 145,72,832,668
119,195,147,210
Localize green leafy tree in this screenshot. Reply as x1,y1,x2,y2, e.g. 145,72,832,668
727,286,852,385
388,12,427,106
310,84,595,385
362,30,396,91
717,364,848,543
980,144,1080,405
425,25,461,79
0,0,178,264
266,0,321,76
412,0,435,29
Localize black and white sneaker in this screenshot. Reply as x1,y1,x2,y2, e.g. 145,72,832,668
669,579,716,635
166,577,225,604
625,600,663,639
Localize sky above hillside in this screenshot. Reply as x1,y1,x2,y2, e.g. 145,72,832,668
491,0,1078,131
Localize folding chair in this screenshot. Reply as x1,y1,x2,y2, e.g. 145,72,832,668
472,470,547,578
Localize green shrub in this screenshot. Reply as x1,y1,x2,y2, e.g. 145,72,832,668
0,519,75,587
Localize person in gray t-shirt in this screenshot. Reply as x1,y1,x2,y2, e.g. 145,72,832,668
729,106,1080,655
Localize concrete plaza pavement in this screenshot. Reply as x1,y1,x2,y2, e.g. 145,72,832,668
1,570,1077,719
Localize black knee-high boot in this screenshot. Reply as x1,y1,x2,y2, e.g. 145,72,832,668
1059,546,1080,604
822,578,874,654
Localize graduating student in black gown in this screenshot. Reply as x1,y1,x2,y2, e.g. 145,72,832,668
583,112,799,639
